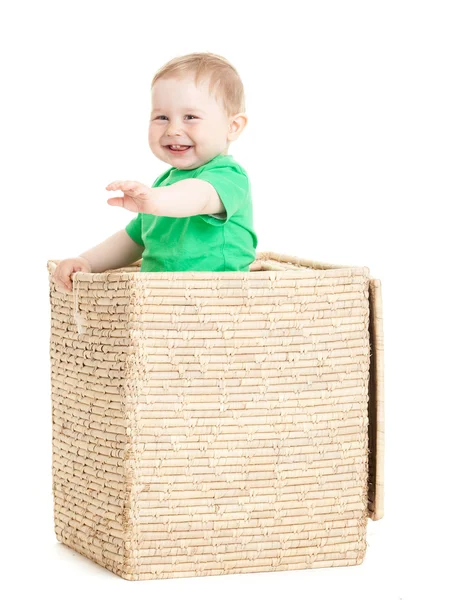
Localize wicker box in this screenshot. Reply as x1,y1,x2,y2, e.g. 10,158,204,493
47,251,384,581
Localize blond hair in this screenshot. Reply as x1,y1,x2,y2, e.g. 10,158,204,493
151,52,246,118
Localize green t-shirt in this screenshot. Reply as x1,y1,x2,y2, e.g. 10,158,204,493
124,154,258,272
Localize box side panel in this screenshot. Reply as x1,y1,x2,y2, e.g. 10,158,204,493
368,279,385,520
48,274,135,577
122,269,371,580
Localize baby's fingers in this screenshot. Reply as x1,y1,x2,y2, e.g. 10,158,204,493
56,283,71,294
106,180,148,196
53,268,72,293
106,180,137,191
105,180,122,190
54,276,72,294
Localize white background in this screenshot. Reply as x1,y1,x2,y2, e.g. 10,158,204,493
1,1,457,598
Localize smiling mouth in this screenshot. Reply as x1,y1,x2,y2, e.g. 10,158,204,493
164,145,193,154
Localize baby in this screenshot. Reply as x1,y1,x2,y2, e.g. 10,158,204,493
53,52,258,292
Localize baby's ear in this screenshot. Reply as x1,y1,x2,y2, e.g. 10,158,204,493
229,113,248,139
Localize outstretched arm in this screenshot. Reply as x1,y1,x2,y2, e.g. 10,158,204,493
106,179,225,218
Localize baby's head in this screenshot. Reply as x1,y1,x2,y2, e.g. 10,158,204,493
149,52,248,170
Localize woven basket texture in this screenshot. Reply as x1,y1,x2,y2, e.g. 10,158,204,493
47,250,384,580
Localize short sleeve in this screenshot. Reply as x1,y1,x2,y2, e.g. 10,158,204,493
125,212,144,246
195,165,249,226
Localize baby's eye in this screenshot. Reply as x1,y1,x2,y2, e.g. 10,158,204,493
152,115,198,121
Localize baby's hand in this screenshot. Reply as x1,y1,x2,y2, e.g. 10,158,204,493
106,180,156,214
52,257,92,293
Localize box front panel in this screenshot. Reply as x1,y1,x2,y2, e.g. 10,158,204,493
125,269,371,580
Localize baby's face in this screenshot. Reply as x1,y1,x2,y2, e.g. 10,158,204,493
148,75,245,170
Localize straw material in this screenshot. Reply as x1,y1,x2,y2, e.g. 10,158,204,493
47,251,384,580
367,279,384,520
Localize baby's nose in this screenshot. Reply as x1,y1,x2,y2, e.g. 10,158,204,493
166,127,182,136
165,121,183,135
